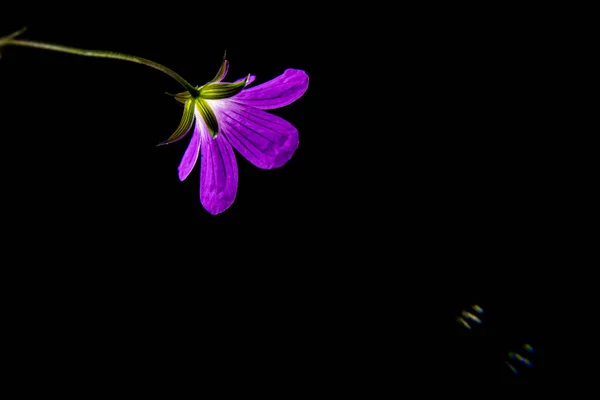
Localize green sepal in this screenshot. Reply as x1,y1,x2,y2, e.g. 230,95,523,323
208,52,229,83
157,100,195,146
167,90,193,104
198,74,250,100
195,99,219,138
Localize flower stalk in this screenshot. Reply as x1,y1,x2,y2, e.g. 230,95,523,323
0,27,199,96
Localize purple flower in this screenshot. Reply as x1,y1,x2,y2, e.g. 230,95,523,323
159,57,308,214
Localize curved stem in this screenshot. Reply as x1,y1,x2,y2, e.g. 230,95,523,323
2,38,198,96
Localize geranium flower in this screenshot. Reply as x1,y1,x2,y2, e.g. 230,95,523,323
159,57,308,214
1,29,309,214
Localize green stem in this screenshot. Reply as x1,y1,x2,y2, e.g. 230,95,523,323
1,34,198,96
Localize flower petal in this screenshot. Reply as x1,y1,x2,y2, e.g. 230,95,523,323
178,119,202,181
232,69,308,110
212,101,299,169
200,133,238,214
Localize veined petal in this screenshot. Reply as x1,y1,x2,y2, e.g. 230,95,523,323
178,118,203,181
232,69,308,110
195,99,219,138
210,101,299,169
199,75,250,100
200,133,238,215
158,100,195,146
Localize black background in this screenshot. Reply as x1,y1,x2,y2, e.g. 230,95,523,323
1,4,562,390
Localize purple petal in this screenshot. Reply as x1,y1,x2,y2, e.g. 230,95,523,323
200,133,238,215
215,101,299,169
178,118,202,181
232,69,308,110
